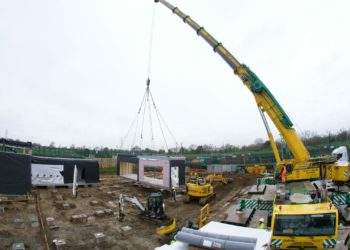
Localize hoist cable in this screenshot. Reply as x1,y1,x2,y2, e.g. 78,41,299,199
149,90,178,148
148,91,155,150
123,89,148,149
139,89,148,149
147,4,157,78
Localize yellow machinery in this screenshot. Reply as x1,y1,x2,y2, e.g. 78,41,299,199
157,218,176,235
270,182,338,249
153,0,347,248
183,173,215,205
198,204,210,229
246,165,267,174
205,173,230,184
154,0,349,183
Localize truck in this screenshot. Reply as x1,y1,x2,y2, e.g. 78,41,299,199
154,0,348,248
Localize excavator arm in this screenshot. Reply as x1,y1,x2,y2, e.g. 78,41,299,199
154,0,310,163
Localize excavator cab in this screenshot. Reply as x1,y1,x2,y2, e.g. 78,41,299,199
145,192,165,219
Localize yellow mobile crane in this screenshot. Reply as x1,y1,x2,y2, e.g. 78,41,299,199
154,0,348,183
154,0,347,248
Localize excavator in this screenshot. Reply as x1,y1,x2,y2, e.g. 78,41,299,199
119,192,166,220
154,0,349,248
183,172,215,205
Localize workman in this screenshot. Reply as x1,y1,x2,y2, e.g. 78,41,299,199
171,187,176,201
258,218,265,229
281,165,287,183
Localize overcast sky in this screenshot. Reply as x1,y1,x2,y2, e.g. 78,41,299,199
0,0,349,150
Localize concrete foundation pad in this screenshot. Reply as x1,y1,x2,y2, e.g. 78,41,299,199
53,239,66,249
12,243,25,250
46,217,55,226
248,185,267,194
71,214,88,223
94,232,106,244
95,210,105,217
104,208,113,216
121,226,132,236
14,218,24,229
30,217,39,228
89,200,99,206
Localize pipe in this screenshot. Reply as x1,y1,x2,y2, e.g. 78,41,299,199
181,227,257,243
175,231,256,250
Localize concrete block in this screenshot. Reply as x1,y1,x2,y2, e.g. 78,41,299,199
94,232,106,244
89,200,99,206
30,217,39,228
53,239,66,250
121,226,132,236
46,217,55,226
106,201,117,208
14,218,24,229
106,191,114,197
94,210,105,217
104,208,113,216
63,203,70,210
12,243,25,250
70,214,87,223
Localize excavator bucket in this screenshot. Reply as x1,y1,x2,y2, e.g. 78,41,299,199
156,218,176,235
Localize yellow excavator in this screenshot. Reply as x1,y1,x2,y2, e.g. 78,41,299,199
154,0,348,248
183,172,215,205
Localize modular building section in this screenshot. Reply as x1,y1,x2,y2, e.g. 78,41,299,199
31,156,99,186
116,154,186,189
0,152,32,195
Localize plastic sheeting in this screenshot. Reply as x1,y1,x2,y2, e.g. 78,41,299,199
0,152,31,195
31,164,64,185
31,156,99,184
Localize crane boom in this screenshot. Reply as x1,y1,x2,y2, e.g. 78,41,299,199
154,0,310,163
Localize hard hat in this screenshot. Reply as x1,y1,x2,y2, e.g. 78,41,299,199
259,218,264,223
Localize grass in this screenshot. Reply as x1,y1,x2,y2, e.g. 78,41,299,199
99,166,116,174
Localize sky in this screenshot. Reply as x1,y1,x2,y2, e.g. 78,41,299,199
0,0,349,150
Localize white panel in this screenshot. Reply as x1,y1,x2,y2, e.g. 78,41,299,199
171,166,179,188
32,164,64,185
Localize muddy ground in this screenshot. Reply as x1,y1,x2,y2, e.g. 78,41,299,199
0,173,256,250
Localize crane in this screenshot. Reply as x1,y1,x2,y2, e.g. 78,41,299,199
153,0,348,248
154,0,349,183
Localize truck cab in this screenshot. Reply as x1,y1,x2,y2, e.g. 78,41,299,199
270,182,338,249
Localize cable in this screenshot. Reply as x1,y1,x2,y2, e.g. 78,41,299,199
139,89,148,150
147,4,157,78
147,89,155,150
149,90,178,149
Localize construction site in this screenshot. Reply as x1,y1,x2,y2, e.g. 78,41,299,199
1,0,350,249
0,171,258,249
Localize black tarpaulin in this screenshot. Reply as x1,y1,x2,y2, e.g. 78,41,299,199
31,156,99,184
0,152,31,195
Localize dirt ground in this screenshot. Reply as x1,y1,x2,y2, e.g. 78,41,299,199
0,173,256,250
